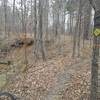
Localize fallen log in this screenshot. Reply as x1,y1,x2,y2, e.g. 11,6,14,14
0,61,11,65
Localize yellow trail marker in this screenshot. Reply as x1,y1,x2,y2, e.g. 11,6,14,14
94,28,100,36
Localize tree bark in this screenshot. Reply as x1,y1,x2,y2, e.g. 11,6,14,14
38,0,46,60
89,0,100,100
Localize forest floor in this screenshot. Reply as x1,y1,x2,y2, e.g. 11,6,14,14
0,35,92,100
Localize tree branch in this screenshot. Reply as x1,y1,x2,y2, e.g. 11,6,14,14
88,0,96,11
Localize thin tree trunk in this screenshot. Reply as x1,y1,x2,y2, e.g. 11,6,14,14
12,0,15,33
4,0,7,38
45,0,49,41
72,15,79,57
33,0,38,59
21,0,24,33
77,0,82,57
38,0,46,60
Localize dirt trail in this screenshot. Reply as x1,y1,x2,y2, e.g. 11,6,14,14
44,59,91,100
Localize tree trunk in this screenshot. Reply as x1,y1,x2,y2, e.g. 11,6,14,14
77,0,82,57
12,0,15,33
21,0,24,33
38,0,46,60
33,0,38,59
83,4,92,40
89,0,100,99
4,0,7,38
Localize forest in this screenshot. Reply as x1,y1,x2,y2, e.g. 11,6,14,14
0,0,100,100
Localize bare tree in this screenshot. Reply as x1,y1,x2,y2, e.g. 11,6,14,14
33,0,38,59
4,0,7,38
89,0,100,100
38,0,46,60
12,0,16,33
